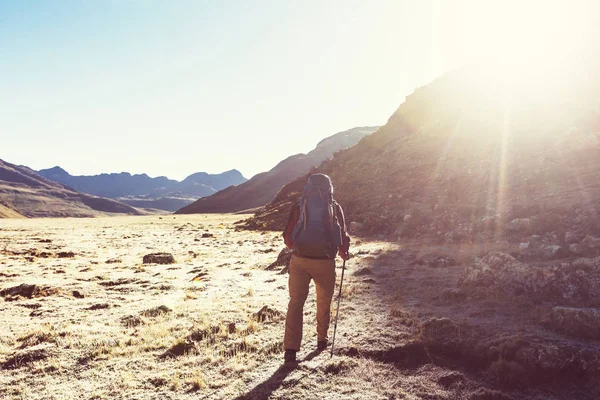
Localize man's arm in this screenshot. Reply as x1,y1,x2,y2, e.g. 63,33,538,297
334,202,350,260
283,202,300,249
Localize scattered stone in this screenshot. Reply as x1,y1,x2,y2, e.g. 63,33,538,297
541,307,600,340
541,245,566,260
508,218,533,235
38,239,52,243
201,233,215,238
569,243,584,255
87,303,110,310
105,258,122,264
141,305,172,318
426,256,457,268
57,251,75,258
253,305,284,323
519,242,530,250
460,252,600,306
266,248,292,272
142,253,175,264
582,235,600,249
564,231,580,244
0,284,59,299
72,290,85,299
258,248,275,254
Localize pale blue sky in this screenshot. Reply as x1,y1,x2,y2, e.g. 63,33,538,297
1,1,596,180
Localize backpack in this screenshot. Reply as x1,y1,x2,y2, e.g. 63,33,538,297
291,174,343,258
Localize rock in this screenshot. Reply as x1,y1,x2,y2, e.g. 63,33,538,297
201,233,214,238
541,306,600,340
57,251,75,258
404,215,413,222
105,258,122,264
87,303,110,310
72,290,85,299
253,305,284,322
582,235,600,249
265,248,292,272
460,252,600,306
426,256,456,268
0,284,60,299
569,243,584,255
541,245,565,260
564,231,580,244
508,218,533,235
519,242,530,250
142,253,175,264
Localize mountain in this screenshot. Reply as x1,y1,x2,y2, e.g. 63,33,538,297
37,168,248,211
176,126,379,214
243,63,600,252
0,159,145,218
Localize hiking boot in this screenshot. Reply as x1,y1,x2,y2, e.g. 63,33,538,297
284,350,297,363
317,340,329,351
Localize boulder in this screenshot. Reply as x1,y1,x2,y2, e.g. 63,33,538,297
142,253,175,264
265,247,292,272
542,307,600,340
564,231,580,244
582,235,600,249
460,252,600,306
569,244,584,255
541,245,566,260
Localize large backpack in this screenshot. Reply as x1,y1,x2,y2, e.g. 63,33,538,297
291,174,343,258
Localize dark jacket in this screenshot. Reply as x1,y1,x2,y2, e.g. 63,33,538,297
283,200,350,259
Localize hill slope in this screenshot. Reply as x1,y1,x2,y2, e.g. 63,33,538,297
176,126,378,214
0,159,145,218
37,168,247,211
244,64,600,253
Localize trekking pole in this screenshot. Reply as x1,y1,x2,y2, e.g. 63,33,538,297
330,259,346,359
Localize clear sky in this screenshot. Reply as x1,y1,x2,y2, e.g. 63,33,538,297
1,0,597,180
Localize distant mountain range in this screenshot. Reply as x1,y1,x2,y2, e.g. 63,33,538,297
0,159,146,218
176,126,379,214
37,168,248,212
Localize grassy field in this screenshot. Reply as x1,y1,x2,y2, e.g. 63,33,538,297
0,215,597,400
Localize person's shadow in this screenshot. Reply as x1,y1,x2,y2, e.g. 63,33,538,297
233,349,324,400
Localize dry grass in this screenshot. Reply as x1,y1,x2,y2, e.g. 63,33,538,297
0,215,593,400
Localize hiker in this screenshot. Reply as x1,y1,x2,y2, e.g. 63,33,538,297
282,173,350,363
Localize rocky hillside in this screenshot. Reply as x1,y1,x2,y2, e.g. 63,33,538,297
0,159,145,218
37,167,247,211
176,126,378,214
244,64,600,257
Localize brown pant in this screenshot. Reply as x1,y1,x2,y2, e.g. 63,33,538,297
284,254,336,351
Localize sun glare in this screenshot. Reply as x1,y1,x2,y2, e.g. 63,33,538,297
440,0,597,84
